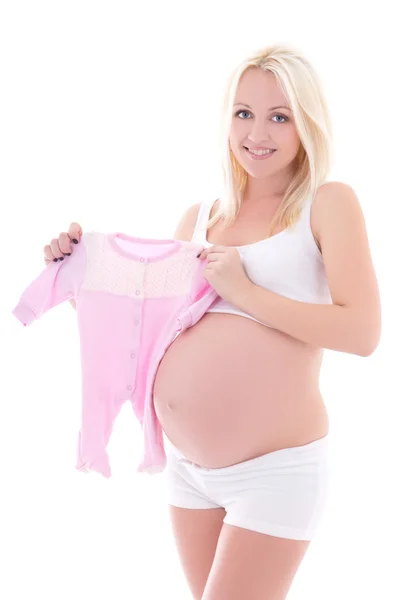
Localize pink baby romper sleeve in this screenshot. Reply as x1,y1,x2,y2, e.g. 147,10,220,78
12,232,218,478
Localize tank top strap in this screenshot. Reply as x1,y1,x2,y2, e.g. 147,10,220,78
294,192,313,232
295,191,321,252
191,198,217,244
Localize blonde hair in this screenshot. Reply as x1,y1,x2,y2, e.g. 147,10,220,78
208,43,334,237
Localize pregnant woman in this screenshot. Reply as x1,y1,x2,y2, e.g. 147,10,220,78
43,44,381,600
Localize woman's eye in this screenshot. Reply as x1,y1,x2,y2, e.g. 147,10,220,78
272,114,287,123
235,110,287,123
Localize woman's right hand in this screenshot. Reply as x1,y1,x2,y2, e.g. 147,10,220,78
43,222,83,266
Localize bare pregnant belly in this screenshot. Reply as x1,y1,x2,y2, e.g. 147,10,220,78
153,313,330,468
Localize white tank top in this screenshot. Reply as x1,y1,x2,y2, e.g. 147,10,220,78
191,195,332,327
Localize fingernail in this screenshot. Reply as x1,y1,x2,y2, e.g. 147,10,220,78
196,252,201,258
53,258,58,262
58,256,64,261
64,253,71,256
72,238,79,244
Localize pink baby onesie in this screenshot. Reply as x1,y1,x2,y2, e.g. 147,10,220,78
12,232,218,478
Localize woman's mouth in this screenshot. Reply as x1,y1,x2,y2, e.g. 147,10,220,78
244,147,277,160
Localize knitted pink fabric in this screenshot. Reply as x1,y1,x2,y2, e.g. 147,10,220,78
12,232,218,477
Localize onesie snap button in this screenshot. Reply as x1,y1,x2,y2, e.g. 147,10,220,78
127,385,132,391
131,353,135,359
135,290,140,295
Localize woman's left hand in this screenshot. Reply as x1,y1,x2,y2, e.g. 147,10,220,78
197,245,253,305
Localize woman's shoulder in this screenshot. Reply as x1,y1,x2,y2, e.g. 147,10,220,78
173,201,203,241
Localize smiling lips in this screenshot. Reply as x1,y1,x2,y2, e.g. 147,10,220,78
245,146,276,151
244,147,277,159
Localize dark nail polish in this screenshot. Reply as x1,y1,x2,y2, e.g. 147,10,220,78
196,252,201,258
72,238,78,244
65,253,71,256
59,256,64,261
53,258,58,262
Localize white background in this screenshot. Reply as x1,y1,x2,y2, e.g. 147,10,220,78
1,1,399,599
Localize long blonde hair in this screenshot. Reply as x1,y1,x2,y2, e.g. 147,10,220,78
208,43,334,237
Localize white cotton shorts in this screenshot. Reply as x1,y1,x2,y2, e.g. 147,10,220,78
163,435,331,541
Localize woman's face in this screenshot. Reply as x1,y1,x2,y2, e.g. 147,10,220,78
229,68,302,181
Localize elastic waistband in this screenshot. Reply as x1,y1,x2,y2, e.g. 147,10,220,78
168,433,330,471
